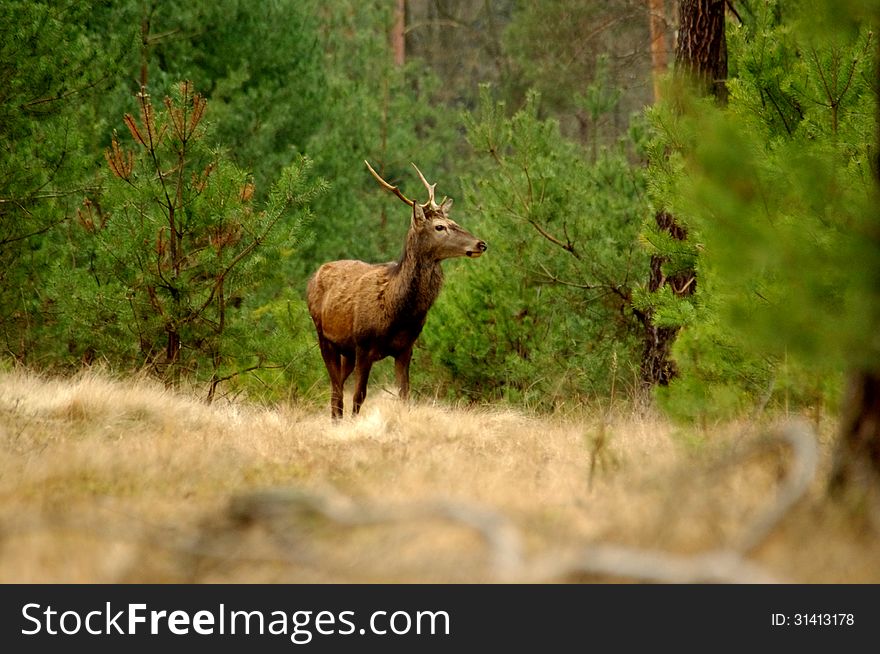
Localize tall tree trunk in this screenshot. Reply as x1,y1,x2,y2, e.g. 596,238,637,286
829,35,880,496
648,0,669,103
642,212,693,386
392,0,406,67
675,0,727,104
641,0,727,387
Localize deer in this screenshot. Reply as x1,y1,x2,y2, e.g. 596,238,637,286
306,161,487,419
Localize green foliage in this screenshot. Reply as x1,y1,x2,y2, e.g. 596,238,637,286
0,0,130,360
644,0,876,421
297,1,461,278
503,0,649,146
419,87,646,407
133,0,329,194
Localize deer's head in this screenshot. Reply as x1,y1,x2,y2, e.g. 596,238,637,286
366,160,487,261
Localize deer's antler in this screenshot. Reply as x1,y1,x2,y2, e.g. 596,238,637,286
411,163,437,207
365,160,415,207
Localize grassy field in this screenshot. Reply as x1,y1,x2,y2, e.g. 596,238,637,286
0,369,877,583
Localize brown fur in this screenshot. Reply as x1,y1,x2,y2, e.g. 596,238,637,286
308,192,485,419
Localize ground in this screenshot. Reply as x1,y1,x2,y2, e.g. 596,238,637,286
0,370,877,583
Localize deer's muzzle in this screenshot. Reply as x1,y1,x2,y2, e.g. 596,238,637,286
467,241,488,258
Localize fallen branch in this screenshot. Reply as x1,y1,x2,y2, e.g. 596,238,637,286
229,487,523,579
525,544,782,584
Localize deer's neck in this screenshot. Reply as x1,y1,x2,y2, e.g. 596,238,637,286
388,233,443,320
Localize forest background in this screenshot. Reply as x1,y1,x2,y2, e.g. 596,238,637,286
2,0,879,486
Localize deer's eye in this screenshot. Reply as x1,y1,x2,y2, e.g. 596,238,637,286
435,224,446,232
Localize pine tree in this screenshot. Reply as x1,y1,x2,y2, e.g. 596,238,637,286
55,83,326,395
644,0,879,440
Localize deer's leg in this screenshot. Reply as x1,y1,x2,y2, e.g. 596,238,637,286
339,353,355,386
351,347,374,416
318,337,344,420
395,347,413,401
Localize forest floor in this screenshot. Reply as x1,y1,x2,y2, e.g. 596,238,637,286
0,369,877,584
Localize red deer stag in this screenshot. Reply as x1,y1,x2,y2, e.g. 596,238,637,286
307,161,487,419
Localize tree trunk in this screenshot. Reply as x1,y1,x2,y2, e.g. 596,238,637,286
674,0,727,104
642,211,693,386
392,0,406,67
165,328,181,387
640,1,726,387
648,0,669,103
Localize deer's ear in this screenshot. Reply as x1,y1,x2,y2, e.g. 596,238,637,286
412,202,427,224
440,197,453,212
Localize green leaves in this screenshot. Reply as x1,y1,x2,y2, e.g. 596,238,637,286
0,1,130,364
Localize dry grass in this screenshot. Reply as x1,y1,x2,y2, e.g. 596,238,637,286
0,369,877,583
